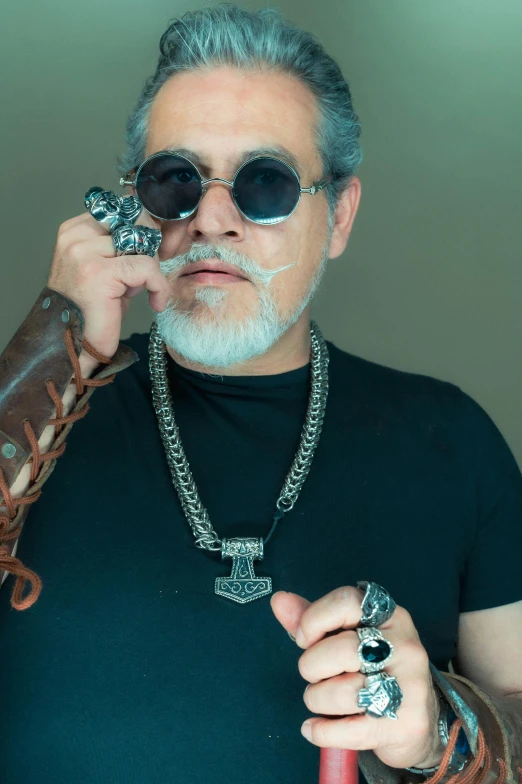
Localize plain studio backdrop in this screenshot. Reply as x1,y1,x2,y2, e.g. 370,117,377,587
0,0,521,467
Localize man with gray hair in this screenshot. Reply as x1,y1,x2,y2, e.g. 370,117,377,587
1,5,521,783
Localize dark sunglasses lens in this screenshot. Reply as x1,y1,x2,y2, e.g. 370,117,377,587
135,154,201,220
233,159,300,224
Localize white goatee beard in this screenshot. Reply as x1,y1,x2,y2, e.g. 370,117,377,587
153,238,330,371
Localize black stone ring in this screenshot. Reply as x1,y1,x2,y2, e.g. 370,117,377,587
357,627,394,674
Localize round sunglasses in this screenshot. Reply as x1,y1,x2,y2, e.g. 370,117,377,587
120,151,331,225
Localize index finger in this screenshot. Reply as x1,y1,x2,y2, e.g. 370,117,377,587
296,585,366,648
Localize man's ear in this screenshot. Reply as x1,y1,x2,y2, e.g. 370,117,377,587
327,176,362,259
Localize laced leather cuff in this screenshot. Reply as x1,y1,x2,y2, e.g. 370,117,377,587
0,286,139,610
358,663,522,784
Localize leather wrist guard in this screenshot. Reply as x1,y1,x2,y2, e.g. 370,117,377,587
358,662,522,784
0,286,139,610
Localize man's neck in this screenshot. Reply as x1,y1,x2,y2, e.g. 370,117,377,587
165,311,312,377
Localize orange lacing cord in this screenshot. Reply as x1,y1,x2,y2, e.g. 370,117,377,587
0,329,117,610
424,718,507,784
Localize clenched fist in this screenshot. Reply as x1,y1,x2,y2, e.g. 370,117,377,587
271,586,446,771
47,202,171,364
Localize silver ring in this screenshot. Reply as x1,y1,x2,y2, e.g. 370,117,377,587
85,188,143,232
357,627,394,674
357,672,403,719
118,195,143,226
85,188,126,233
357,581,396,628
112,224,162,257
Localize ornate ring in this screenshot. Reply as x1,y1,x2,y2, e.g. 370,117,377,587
357,627,394,674
85,188,143,232
357,671,403,719
357,580,396,628
118,195,143,226
112,224,162,258
85,188,126,233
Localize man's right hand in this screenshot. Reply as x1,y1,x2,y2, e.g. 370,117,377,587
47,204,171,362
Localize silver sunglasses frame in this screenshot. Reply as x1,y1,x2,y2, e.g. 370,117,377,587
120,151,330,225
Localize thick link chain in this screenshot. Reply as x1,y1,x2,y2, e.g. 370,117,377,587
149,319,329,552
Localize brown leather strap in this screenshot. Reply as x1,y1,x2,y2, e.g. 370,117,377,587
0,287,85,487
359,665,522,784
440,674,507,779
0,286,140,609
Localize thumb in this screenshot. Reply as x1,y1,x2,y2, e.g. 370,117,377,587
270,591,311,645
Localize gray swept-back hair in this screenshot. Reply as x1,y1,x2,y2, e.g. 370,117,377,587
117,3,363,227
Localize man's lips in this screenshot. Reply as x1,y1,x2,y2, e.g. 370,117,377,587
180,261,248,279
183,271,247,284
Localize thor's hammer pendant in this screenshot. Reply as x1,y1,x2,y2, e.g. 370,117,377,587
215,537,272,604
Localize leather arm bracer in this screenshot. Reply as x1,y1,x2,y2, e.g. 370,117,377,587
0,286,139,610
359,663,522,784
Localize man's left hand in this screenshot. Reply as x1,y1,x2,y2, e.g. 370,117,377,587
270,586,446,770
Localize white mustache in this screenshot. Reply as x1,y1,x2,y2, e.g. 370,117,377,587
159,243,297,286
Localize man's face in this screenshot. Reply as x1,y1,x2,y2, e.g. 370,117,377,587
144,66,357,369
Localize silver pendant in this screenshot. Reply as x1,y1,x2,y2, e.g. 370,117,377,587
215,537,272,604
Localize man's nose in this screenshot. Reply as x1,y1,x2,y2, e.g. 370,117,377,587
187,181,246,242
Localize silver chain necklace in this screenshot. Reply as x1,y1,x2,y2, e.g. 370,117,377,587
148,319,330,604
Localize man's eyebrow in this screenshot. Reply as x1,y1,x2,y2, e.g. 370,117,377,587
159,146,303,176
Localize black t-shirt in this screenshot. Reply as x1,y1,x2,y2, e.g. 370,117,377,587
1,329,522,784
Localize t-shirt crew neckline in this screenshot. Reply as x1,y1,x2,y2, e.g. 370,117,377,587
167,351,311,391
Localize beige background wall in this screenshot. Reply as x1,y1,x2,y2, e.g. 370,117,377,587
1,0,521,466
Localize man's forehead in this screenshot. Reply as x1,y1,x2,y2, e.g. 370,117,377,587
146,68,321,175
